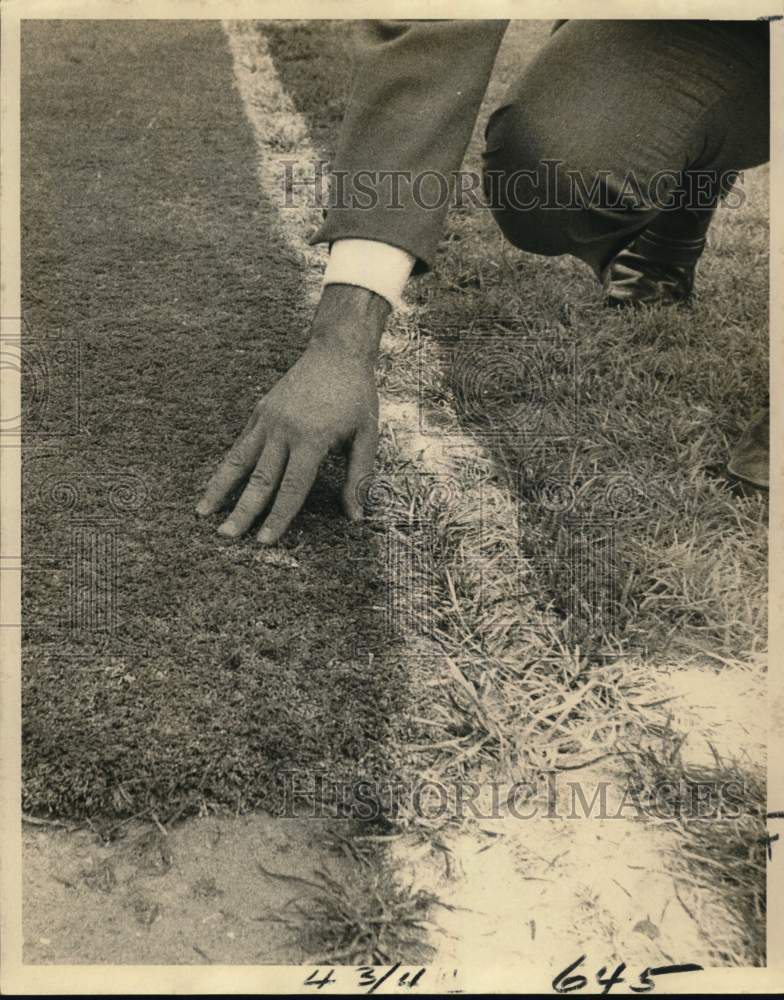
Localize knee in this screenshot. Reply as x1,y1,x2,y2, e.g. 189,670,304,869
482,103,585,257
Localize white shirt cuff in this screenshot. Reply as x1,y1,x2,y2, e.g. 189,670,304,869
322,239,416,310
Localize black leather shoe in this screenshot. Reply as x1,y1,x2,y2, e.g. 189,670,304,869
727,408,769,489
602,229,706,307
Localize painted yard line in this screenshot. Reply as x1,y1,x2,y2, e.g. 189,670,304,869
221,21,325,288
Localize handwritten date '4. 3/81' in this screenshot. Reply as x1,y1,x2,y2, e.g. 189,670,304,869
304,965,425,993
553,955,704,994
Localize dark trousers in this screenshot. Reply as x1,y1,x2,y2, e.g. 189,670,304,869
482,20,769,275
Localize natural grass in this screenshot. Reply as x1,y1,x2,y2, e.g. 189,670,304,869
255,858,443,964
402,219,768,666
356,455,671,782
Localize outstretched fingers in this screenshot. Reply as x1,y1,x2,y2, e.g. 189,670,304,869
218,435,288,537
196,415,263,517
256,445,324,544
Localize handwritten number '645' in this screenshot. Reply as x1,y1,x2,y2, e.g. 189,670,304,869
552,955,703,995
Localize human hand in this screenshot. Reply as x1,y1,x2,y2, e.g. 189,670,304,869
196,285,390,542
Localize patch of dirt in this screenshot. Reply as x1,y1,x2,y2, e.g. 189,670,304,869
23,813,353,964
658,663,766,770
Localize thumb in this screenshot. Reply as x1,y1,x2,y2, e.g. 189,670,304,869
342,420,379,521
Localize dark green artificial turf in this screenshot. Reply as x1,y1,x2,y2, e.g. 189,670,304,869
21,21,423,819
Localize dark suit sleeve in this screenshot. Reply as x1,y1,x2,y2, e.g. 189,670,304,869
309,20,509,273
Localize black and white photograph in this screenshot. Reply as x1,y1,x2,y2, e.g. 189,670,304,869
1,2,781,994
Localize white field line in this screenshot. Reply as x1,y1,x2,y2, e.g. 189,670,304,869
221,19,762,967
221,22,325,284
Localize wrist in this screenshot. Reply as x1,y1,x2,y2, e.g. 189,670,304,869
310,284,390,361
